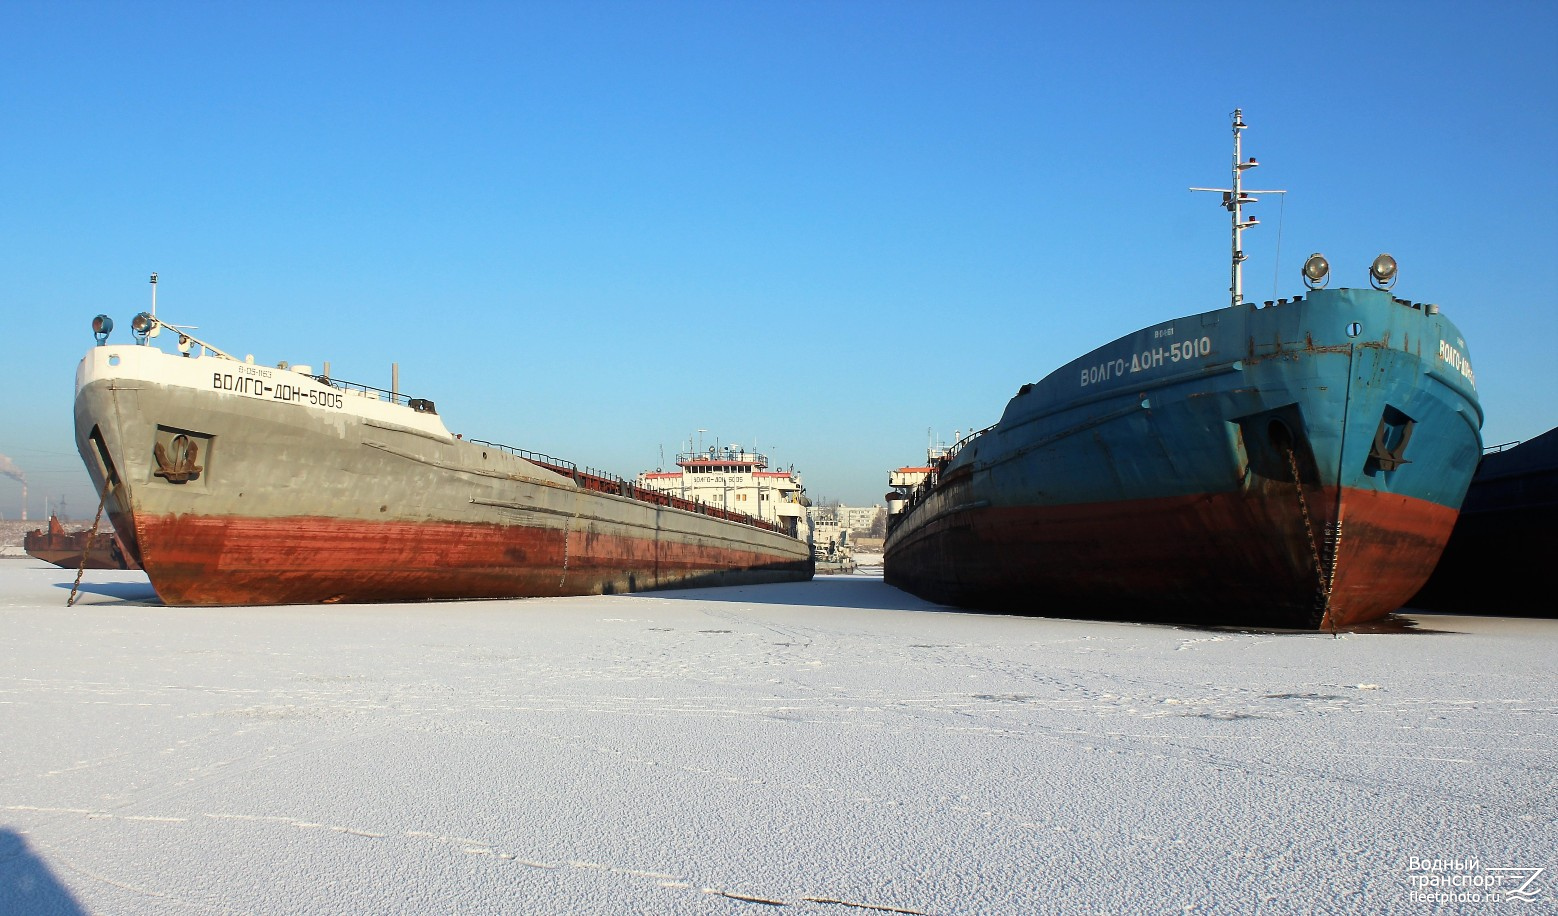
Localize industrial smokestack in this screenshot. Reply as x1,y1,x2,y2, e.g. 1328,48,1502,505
0,453,24,521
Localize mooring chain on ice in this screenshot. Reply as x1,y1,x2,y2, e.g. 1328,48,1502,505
1285,447,1335,628
67,476,114,607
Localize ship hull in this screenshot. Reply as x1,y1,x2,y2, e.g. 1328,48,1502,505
74,344,812,607
117,514,807,606
886,487,1458,629
885,289,1483,630
23,519,139,570
24,546,136,571
1406,427,1557,616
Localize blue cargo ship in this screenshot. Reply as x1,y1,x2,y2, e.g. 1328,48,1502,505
1405,427,1556,616
884,111,1483,630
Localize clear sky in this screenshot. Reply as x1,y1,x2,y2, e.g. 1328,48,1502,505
3,1,1555,520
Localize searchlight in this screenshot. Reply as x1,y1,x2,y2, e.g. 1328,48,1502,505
1369,253,1399,290
1302,253,1330,289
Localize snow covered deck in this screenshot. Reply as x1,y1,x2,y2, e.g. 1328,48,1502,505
2,559,1552,913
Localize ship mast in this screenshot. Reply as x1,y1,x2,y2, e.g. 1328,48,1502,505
1191,109,1285,308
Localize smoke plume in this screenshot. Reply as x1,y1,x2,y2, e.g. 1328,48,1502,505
0,453,23,483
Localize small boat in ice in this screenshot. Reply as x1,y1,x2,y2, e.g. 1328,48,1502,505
24,514,139,570
884,110,1483,629
807,506,857,574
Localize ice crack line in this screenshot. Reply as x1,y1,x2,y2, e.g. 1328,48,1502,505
9,804,930,913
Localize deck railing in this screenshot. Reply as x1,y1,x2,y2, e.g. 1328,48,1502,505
290,380,786,535
467,440,782,534
306,373,434,412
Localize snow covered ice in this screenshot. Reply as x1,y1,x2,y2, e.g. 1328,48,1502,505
1,558,1553,914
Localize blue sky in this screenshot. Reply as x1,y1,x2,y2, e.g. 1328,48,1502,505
3,0,1555,519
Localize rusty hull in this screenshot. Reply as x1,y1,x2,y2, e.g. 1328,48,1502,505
127,514,810,606
73,342,813,607
885,486,1457,630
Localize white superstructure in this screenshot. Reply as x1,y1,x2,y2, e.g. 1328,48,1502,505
637,444,810,542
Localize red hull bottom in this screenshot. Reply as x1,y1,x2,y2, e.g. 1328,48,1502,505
125,514,811,607
885,487,1457,630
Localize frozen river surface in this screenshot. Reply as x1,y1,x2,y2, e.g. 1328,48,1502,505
1,558,1553,914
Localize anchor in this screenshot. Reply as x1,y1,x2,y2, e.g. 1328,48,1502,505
1368,417,1415,472
153,434,203,483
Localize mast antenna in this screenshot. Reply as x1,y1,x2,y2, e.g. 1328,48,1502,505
1190,109,1286,308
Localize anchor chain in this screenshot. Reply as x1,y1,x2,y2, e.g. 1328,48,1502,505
558,523,570,589
1324,519,1344,616
1286,447,1335,629
558,498,576,590
67,476,113,607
